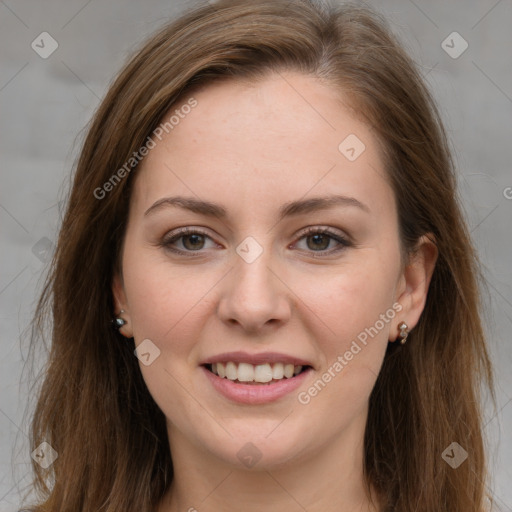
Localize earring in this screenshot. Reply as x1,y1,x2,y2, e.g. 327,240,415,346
398,322,409,344
113,309,127,329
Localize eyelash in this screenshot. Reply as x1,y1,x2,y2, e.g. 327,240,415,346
160,226,351,257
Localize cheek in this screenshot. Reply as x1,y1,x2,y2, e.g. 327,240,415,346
121,254,215,429
303,256,400,415
122,246,215,344
123,240,400,360
300,258,398,352
296,269,395,425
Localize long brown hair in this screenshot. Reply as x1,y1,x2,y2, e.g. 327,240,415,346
22,1,495,510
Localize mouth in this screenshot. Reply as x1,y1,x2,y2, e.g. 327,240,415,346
199,351,314,403
203,361,311,385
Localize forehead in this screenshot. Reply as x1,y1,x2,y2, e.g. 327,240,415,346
131,71,396,224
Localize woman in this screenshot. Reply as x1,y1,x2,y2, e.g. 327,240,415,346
24,0,495,511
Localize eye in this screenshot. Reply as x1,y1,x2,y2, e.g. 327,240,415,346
293,226,351,255
160,226,351,257
161,227,216,254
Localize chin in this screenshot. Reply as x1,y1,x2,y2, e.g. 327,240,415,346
200,422,317,470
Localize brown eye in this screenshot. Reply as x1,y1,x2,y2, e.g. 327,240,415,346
305,233,331,251
181,233,206,250
160,226,351,257
161,228,215,255
294,227,351,255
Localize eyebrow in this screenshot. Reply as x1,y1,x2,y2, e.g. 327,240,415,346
144,194,371,221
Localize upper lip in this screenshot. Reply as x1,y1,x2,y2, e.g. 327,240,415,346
200,351,313,368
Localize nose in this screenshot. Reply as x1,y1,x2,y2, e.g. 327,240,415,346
217,246,292,334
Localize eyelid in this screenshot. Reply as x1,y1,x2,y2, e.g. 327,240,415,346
295,225,350,241
160,225,352,256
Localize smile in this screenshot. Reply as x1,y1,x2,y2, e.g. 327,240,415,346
206,361,308,384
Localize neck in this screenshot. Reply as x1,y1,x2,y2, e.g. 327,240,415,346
158,412,381,512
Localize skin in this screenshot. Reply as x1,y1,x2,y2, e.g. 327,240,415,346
112,71,437,512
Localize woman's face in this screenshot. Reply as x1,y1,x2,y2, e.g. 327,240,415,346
113,71,431,469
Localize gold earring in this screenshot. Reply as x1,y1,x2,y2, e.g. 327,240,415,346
398,322,409,344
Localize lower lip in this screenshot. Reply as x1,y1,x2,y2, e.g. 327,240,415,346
201,366,311,405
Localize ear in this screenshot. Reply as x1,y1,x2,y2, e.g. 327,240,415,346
112,272,133,338
391,233,438,341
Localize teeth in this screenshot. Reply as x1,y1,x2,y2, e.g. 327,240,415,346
225,361,237,380
284,364,294,378
254,363,273,383
238,363,254,382
209,361,306,383
272,363,284,379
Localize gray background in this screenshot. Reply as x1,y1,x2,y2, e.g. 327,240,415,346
1,0,511,510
